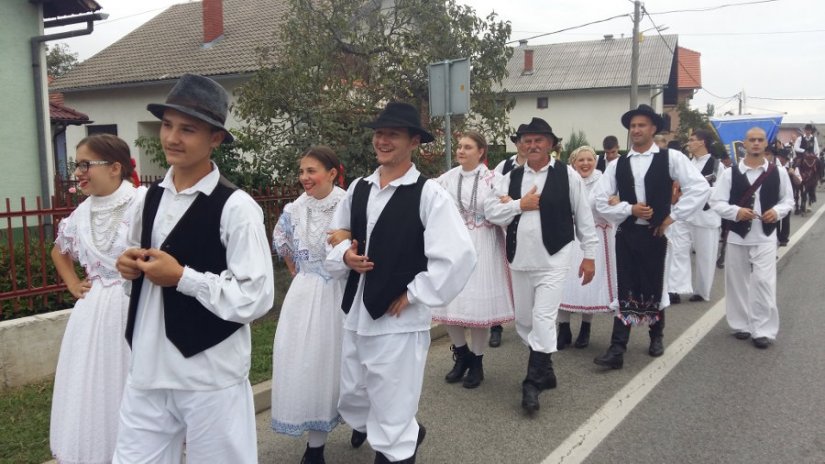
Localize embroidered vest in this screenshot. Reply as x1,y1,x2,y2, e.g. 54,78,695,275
728,165,780,238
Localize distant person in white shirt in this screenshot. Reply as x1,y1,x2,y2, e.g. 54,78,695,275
485,117,598,414
114,74,274,463
711,127,794,349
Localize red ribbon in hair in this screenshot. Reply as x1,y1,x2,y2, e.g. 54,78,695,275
337,163,345,187
130,158,141,187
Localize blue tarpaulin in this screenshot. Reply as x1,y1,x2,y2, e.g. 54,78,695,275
709,114,784,162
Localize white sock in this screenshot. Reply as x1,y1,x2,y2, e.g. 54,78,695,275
445,325,467,347
469,328,488,355
558,310,572,323
307,430,327,448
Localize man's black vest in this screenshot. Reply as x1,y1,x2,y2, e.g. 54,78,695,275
700,155,719,210
341,176,428,320
125,178,242,358
800,135,815,153
616,149,673,228
505,162,574,263
596,154,607,173
502,157,517,175
728,164,780,238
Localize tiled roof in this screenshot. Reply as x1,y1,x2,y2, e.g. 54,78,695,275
500,34,678,93
50,101,91,124
51,0,288,91
677,46,701,89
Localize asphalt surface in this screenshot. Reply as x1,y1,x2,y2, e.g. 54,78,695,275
256,194,825,464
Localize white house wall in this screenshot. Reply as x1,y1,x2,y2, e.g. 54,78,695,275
505,87,659,152
61,76,248,179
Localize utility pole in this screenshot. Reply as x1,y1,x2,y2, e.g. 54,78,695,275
737,90,745,115
630,0,641,110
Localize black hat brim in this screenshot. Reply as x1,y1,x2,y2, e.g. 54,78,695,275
621,109,665,133
147,103,234,144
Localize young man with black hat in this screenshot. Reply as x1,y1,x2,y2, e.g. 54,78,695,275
114,74,274,463
485,117,598,413
592,104,709,370
710,127,793,349
325,102,476,463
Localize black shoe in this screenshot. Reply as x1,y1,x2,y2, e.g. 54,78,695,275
373,427,425,464
594,348,624,369
733,331,751,340
778,241,788,247
301,444,326,464
574,321,591,348
688,294,705,302
752,337,770,349
489,325,502,347
463,353,484,389
649,336,665,357
445,344,470,383
557,322,573,350
716,261,725,270
668,293,681,304
350,429,367,448
521,381,540,413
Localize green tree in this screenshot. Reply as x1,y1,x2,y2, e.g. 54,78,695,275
234,0,514,182
676,102,727,158
46,43,78,78
560,129,590,163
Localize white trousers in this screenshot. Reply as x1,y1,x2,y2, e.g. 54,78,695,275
724,243,780,339
666,221,693,294
511,248,570,354
688,225,720,300
113,379,257,464
338,329,429,462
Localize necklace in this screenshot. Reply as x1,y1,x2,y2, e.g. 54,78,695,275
299,194,340,261
456,169,480,220
90,201,128,253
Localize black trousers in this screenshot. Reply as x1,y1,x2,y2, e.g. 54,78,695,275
615,223,668,325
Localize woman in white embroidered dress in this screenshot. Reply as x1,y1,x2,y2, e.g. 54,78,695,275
50,134,145,464
557,146,617,349
433,131,515,389
270,146,347,464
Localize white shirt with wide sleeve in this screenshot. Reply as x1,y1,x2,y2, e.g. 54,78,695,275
125,164,274,390
710,158,794,246
484,158,598,271
686,153,724,229
794,135,820,154
325,164,477,336
592,146,710,226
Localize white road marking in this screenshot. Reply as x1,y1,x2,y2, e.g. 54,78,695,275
542,205,825,464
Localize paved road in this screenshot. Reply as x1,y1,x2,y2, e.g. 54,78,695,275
256,197,825,464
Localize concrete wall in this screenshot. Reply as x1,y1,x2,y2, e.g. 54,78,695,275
0,309,69,390
506,86,661,152
0,0,48,203
61,75,249,178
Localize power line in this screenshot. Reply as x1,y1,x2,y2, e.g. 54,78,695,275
646,0,779,15
507,13,630,44
750,96,825,101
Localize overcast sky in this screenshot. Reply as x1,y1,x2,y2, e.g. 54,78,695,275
55,0,825,122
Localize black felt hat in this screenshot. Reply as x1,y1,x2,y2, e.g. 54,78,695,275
510,124,528,143
516,117,558,144
362,102,434,143
621,104,665,133
147,73,233,144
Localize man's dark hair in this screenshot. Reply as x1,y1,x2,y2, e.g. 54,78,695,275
692,129,714,151
602,135,619,150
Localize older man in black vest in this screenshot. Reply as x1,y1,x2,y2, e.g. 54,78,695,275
115,74,274,463
591,104,709,370
326,102,476,463
486,117,598,413
710,127,794,349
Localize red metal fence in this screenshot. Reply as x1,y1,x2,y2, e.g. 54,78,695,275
1,177,302,321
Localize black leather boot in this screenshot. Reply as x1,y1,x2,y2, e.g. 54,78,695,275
521,349,555,413
350,429,367,448
463,353,484,389
557,322,572,350
444,344,470,383
574,321,591,348
489,325,503,347
594,317,630,369
300,444,326,464
648,311,665,357
374,424,426,464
